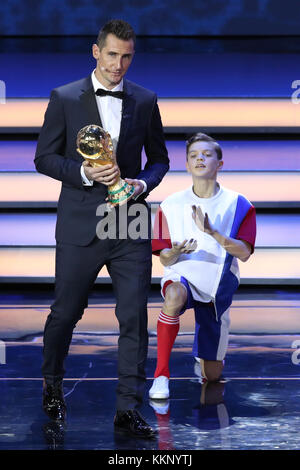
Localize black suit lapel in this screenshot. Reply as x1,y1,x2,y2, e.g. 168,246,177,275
116,80,135,159
79,78,103,127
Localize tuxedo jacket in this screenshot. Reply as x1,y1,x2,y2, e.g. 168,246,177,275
34,76,169,246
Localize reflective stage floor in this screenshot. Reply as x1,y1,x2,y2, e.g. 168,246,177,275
0,286,299,451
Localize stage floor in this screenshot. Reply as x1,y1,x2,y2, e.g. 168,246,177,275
0,287,299,451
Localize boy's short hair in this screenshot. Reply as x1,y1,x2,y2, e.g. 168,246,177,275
97,19,136,50
186,133,223,160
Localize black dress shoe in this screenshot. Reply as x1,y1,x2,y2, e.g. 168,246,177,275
42,381,66,422
43,421,66,449
114,410,157,439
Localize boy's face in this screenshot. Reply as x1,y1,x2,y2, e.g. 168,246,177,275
186,141,223,179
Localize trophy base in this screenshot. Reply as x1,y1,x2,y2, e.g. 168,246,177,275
107,179,135,206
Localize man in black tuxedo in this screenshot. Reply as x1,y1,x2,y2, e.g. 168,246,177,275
34,19,169,438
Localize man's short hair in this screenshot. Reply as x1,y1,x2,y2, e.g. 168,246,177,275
97,19,136,50
186,133,223,160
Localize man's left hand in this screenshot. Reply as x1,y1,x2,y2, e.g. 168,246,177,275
125,178,144,199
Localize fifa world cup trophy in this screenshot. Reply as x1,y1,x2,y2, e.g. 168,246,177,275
76,124,135,206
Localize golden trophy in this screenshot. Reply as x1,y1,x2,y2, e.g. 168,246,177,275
76,124,135,206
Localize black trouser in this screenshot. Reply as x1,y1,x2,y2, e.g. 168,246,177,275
42,236,152,410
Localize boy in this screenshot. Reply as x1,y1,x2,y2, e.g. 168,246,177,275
149,133,256,399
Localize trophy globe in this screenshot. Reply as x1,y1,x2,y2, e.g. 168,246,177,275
77,124,135,206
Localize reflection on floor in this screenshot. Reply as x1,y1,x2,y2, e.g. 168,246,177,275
0,287,299,450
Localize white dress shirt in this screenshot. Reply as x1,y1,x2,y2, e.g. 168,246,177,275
80,69,147,197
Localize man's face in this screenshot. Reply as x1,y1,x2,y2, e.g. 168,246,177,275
92,33,135,89
186,141,223,178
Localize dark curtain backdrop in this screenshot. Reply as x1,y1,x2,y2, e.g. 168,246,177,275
0,0,300,36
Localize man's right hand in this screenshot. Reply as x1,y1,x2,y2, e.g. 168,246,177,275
82,160,120,186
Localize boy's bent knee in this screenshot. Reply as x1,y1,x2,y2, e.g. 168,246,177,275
163,282,187,315
165,282,187,303
205,371,222,382
201,359,224,382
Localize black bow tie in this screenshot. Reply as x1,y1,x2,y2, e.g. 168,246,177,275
95,88,125,99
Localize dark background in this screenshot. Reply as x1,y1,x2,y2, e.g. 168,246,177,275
0,0,300,36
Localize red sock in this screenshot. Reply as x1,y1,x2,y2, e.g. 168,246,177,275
154,311,180,378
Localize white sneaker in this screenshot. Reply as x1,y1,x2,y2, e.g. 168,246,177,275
149,376,169,399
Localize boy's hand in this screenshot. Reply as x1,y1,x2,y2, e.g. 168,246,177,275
171,239,197,254
192,205,216,236
160,239,197,267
